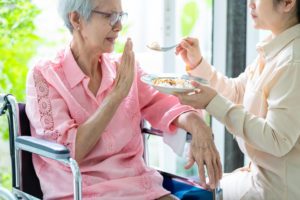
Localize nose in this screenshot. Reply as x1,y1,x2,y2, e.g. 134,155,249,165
112,20,122,32
248,0,255,9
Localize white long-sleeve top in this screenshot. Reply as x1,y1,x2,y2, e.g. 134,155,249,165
189,24,300,199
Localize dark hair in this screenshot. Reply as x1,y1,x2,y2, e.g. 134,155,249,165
298,0,300,22
274,0,300,22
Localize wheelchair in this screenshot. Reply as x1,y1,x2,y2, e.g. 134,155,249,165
0,93,222,200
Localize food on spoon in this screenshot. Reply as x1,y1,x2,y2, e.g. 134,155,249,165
147,42,161,50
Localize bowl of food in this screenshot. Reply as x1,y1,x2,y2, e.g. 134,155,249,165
141,74,197,94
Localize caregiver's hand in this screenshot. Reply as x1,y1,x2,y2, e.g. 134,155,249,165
175,37,202,70
175,81,217,109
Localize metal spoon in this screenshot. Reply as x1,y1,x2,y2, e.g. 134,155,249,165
147,42,178,52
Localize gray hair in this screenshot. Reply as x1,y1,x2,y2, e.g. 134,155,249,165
57,0,94,33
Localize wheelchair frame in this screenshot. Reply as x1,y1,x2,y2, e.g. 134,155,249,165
0,93,222,200
1,94,81,200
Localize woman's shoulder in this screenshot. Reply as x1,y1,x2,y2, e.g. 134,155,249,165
32,48,65,71
290,37,300,63
27,49,65,81
275,37,300,67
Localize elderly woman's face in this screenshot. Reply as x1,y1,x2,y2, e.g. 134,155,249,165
81,0,123,53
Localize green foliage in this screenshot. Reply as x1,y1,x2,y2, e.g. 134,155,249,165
0,0,41,101
180,0,200,37
0,0,40,140
0,0,40,190
0,171,11,190
205,0,213,8
114,23,130,53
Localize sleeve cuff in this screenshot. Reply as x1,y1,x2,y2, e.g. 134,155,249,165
163,105,195,133
188,59,214,80
206,94,233,123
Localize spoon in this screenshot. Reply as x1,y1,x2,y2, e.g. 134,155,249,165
147,41,178,52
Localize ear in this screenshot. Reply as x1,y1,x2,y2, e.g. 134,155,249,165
69,11,81,30
281,0,297,12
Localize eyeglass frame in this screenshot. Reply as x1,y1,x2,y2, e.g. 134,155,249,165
91,10,128,27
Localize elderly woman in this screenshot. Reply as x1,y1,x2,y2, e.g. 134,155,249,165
176,0,300,199
25,0,221,199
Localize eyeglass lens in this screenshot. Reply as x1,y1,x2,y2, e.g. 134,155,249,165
110,12,127,26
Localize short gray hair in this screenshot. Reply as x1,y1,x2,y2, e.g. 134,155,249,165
58,0,94,33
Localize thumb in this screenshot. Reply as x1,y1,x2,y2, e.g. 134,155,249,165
181,40,193,52
191,80,204,88
115,61,121,80
184,157,195,169
115,61,120,71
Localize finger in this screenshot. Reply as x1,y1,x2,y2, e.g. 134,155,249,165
173,91,192,97
123,38,132,54
181,40,193,51
130,51,135,75
127,38,133,51
115,61,121,77
205,159,216,189
212,157,221,185
184,158,195,169
197,161,207,188
114,61,121,85
176,48,186,56
191,80,203,88
184,37,199,46
216,153,223,180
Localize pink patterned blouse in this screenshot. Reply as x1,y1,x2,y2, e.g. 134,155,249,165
25,46,192,200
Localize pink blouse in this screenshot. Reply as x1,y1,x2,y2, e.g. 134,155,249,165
26,46,192,200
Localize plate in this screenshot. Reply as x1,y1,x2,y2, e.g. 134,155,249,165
141,73,205,95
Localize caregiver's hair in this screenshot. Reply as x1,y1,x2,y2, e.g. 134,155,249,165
274,0,300,22
58,0,95,33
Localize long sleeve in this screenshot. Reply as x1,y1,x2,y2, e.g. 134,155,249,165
206,62,300,157
188,58,257,104
26,67,78,159
136,65,194,133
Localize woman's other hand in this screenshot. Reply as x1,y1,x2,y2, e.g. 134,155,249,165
113,38,135,99
175,81,217,109
185,132,222,189
175,37,203,70
174,112,222,189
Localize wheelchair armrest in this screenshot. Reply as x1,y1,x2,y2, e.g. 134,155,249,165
15,136,70,161
142,127,192,143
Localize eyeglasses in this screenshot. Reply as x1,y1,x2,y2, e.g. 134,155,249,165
92,10,128,27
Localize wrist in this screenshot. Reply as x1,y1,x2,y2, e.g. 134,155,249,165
186,56,203,71
107,91,124,104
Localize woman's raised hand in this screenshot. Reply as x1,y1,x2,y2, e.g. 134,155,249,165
175,37,203,70
113,38,135,99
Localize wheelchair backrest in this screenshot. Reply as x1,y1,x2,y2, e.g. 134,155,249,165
12,103,43,198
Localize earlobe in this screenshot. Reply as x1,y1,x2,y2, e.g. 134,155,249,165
283,0,296,12
69,12,81,31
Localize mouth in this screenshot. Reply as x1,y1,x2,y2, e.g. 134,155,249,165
251,12,257,19
106,37,118,44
